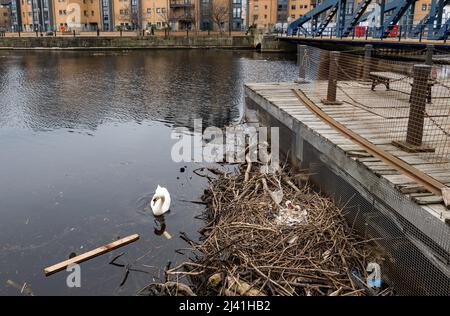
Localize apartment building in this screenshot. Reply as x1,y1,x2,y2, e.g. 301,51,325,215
287,0,312,21
4,0,244,32
169,0,196,30
53,0,101,31
0,0,11,30
141,0,169,29
247,0,278,28
247,0,290,29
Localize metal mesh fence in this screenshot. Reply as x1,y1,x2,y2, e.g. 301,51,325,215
298,45,450,167
303,142,450,295
292,44,450,295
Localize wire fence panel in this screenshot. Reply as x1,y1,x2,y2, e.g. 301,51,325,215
298,45,450,171
295,45,450,295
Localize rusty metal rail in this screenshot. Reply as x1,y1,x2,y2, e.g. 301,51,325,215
292,88,446,196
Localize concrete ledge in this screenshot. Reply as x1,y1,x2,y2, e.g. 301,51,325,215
0,36,256,50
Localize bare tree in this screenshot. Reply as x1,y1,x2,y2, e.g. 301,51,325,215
210,0,229,33
158,9,177,36
117,4,131,29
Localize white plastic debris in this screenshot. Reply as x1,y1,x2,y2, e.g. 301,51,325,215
272,189,284,205
275,200,308,226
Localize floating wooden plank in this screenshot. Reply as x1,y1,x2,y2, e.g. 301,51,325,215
44,234,140,276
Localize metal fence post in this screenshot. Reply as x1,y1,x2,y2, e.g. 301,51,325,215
445,24,448,43
425,44,434,65
296,45,308,83
393,65,434,152
322,51,342,105
362,44,373,80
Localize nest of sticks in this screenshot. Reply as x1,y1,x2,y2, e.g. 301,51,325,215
165,159,391,296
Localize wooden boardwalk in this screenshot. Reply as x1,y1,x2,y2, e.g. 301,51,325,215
245,81,450,224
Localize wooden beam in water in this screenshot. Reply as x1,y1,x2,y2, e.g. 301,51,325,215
44,234,140,276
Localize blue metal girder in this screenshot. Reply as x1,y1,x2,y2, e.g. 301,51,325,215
341,0,373,37
359,1,398,22
287,0,339,35
435,17,450,39
336,0,348,37
411,0,449,37
379,0,416,38
316,4,339,36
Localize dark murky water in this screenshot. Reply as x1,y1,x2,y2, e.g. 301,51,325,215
0,50,296,295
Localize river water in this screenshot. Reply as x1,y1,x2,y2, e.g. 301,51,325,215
0,49,296,295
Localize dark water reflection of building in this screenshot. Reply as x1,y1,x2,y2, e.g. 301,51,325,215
0,50,296,131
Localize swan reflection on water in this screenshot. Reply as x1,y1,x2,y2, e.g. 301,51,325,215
153,215,172,239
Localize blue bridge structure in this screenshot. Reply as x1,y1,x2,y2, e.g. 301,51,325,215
287,0,450,41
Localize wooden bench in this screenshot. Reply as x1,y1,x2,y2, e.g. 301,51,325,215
369,71,434,103
369,71,408,91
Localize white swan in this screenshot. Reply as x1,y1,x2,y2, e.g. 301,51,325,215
150,185,171,216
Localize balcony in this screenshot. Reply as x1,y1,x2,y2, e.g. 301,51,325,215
170,0,194,8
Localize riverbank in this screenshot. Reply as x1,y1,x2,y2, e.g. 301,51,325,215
0,35,256,50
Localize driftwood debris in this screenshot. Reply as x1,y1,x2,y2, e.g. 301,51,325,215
166,159,391,296
44,234,140,276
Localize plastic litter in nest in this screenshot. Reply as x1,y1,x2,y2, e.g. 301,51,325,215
274,200,308,226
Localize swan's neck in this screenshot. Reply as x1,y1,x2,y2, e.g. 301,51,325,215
154,196,165,211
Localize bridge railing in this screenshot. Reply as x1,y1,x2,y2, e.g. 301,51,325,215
287,23,450,42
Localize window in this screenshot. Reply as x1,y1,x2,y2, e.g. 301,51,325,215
422,4,426,10
264,14,267,18
233,7,241,18
264,5,267,9
84,10,87,16
162,8,166,13
291,14,295,18
92,11,94,16
291,5,295,9
346,2,354,14
157,22,161,27
156,8,161,13
147,8,151,13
